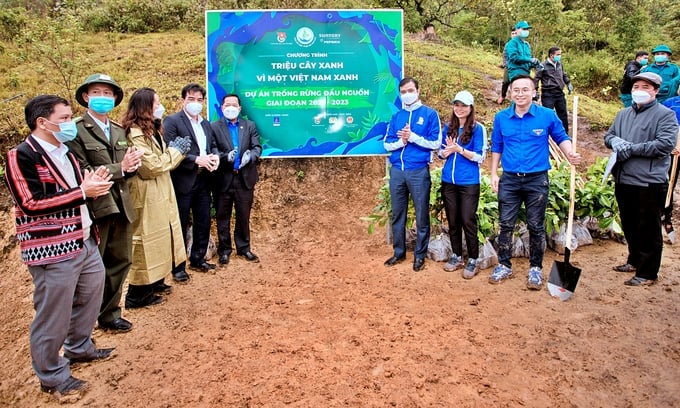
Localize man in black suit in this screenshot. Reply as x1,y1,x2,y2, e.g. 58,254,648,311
163,83,220,280
211,93,262,265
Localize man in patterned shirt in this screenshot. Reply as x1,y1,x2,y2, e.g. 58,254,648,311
5,95,115,399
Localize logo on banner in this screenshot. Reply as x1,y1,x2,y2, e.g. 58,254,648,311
277,32,287,43
295,27,315,47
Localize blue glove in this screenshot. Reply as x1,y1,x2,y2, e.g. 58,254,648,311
610,137,632,153
168,136,191,155
567,83,574,94
616,145,632,162
241,150,252,166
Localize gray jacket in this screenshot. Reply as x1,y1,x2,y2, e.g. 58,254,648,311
604,101,678,186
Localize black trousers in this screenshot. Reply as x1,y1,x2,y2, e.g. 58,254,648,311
501,68,510,98
215,175,255,256
176,175,212,267
541,90,569,133
615,183,666,280
96,213,132,324
441,182,480,259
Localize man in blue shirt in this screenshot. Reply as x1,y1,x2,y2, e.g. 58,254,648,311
211,93,262,265
489,75,580,289
383,77,442,272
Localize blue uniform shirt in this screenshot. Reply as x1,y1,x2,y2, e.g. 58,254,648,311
491,103,570,173
439,122,487,185
383,103,441,171
662,96,680,124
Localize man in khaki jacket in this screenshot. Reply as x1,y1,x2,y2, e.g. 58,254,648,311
67,74,145,333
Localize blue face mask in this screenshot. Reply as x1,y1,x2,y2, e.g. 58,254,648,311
519,30,529,38
553,55,561,63
654,55,668,64
46,120,78,142
640,58,648,66
88,96,115,114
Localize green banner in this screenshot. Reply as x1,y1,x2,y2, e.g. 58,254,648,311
206,10,404,157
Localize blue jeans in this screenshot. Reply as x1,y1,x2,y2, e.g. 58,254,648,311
389,165,431,260
497,171,549,268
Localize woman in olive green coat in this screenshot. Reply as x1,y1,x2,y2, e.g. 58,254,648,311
121,88,192,308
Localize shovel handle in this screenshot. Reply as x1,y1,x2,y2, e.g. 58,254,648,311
666,138,679,208
565,96,577,251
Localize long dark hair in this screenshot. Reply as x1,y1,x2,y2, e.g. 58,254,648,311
121,87,158,138
446,104,476,145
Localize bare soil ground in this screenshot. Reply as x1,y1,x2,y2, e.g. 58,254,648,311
1,142,679,407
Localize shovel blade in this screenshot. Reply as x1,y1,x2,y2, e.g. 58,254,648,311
549,256,582,301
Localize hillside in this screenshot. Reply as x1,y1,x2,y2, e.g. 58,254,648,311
0,32,678,407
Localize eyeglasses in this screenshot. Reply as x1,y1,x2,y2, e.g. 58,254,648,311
511,88,533,95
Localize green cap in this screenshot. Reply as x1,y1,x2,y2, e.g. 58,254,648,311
651,44,672,55
75,73,124,108
514,20,531,29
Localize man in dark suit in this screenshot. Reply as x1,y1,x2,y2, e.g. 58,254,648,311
67,74,145,331
163,83,220,279
211,93,262,264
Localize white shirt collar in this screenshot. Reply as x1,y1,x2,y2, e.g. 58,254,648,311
90,114,109,133
183,110,203,124
33,134,69,164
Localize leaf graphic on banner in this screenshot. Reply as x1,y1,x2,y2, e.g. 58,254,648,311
376,72,396,94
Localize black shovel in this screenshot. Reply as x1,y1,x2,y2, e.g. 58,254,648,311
549,96,582,301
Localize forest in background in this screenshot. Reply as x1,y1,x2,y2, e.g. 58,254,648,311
0,0,677,151
1,0,677,96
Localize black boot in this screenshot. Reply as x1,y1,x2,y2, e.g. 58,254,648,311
125,284,164,309
151,278,172,294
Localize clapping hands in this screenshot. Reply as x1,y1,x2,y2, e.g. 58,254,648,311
122,147,144,173
397,123,411,144
81,166,113,198
442,136,461,158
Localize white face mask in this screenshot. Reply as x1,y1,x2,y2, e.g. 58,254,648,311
153,104,166,119
631,90,652,105
222,106,240,120
401,92,418,106
185,101,203,116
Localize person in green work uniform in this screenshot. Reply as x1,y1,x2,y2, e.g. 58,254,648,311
66,74,146,332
